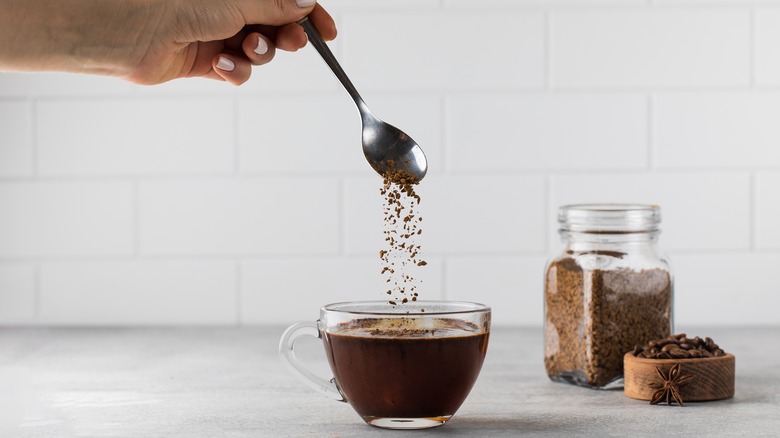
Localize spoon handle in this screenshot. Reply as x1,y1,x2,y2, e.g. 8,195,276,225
297,17,371,116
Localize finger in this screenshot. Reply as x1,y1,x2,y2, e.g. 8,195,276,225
212,54,252,86
232,0,317,26
242,33,276,65
247,24,279,41
275,23,308,52
274,4,336,52
223,30,249,52
309,4,337,41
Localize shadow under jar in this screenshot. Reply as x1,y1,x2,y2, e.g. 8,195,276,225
544,204,673,389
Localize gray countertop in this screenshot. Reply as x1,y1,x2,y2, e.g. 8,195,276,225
1,326,778,437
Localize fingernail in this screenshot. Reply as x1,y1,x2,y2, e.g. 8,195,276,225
254,37,269,55
296,0,316,7
216,56,235,72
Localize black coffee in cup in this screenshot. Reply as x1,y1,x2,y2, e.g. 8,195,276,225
322,318,489,422
280,301,491,429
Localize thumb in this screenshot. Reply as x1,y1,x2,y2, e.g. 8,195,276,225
234,0,317,26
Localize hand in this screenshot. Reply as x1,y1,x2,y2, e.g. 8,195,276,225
0,0,337,86
130,0,337,85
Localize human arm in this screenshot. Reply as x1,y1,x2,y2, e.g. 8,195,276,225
0,0,337,85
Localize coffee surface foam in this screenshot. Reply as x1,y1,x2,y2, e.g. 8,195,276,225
328,317,485,339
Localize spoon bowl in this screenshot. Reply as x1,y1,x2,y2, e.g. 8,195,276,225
298,17,428,182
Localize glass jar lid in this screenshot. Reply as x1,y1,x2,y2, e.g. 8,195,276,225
558,204,661,233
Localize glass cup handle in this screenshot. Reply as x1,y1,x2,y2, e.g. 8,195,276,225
278,321,346,402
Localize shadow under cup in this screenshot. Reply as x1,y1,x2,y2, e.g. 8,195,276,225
280,301,491,430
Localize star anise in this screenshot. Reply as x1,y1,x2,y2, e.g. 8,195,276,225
649,362,694,406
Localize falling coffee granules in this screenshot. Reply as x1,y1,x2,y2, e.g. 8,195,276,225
380,161,426,306
544,256,672,387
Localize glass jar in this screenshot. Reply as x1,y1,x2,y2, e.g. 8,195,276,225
544,204,673,389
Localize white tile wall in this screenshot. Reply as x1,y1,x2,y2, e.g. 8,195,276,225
241,257,444,324
0,72,131,97
2,1,780,326
447,93,648,171
446,0,647,5
0,264,35,321
37,98,235,176
341,12,546,90
0,182,134,257
656,92,780,168
552,9,751,88
138,178,340,256
757,9,780,87
328,0,440,9
671,254,780,326
0,101,32,177
549,172,752,251
756,172,780,249
344,175,546,255
239,95,358,174
39,261,237,325
239,94,443,174
447,256,547,327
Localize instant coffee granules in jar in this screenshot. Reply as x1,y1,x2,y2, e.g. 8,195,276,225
544,204,673,389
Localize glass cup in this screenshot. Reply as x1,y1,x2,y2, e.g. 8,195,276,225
279,300,491,430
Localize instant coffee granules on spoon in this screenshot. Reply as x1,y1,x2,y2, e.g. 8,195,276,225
380,160,426,306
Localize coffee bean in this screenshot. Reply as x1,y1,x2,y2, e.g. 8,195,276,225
633,334,726,361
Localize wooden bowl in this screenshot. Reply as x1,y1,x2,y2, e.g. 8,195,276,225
624,352,735,402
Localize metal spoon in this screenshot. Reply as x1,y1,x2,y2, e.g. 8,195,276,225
298,17,428,182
